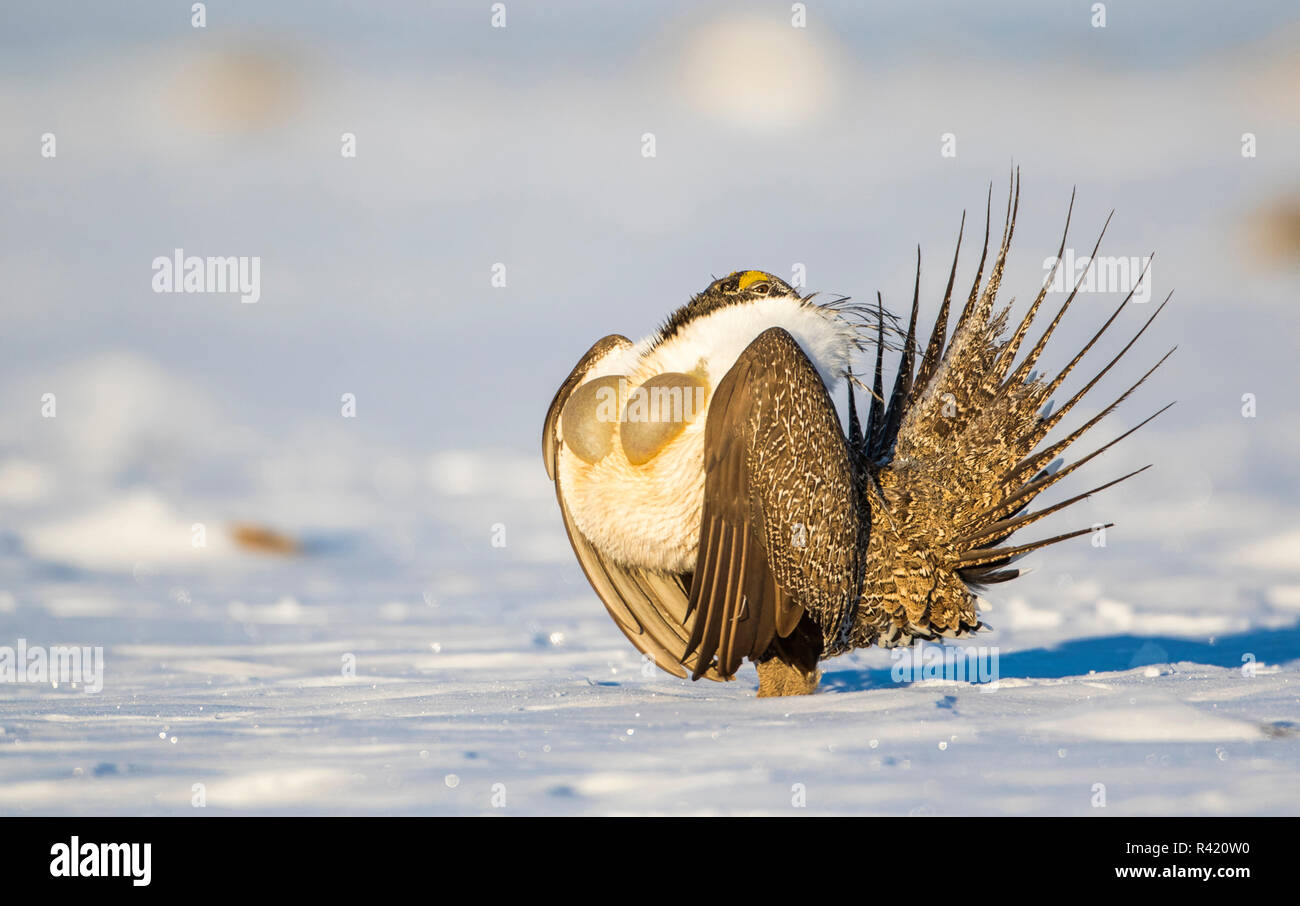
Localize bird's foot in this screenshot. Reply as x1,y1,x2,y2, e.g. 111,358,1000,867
755,659,821,696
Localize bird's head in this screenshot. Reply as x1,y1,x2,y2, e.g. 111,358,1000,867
702,270,799,303
655,270,802,346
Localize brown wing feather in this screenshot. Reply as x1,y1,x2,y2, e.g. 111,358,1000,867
685,327,865,677
543,335,727,681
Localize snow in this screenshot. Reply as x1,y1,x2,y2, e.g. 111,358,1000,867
2,2,1299,816
1,434,1297,816
26,492,239,571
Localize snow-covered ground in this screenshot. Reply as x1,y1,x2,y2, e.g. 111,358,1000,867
2,2,1299,815
1,387,1297,815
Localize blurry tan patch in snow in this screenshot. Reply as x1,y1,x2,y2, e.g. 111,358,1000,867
1248,196,1300,268
230,523,300,555
677,17,837,128
166,45,302,134
1234,26,1300,120
0,459,54,504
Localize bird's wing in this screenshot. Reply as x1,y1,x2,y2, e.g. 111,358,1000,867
850,172,1172,648
684,327,865,679
543,335,726,681
543,335,629,483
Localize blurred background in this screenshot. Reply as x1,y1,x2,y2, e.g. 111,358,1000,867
1,1,1298,814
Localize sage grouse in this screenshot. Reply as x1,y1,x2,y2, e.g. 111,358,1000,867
542,176,1170,696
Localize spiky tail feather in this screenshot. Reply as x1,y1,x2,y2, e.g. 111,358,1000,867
843,171,1173,652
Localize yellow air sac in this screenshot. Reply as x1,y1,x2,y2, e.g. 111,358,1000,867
560,375,626,464
621,372,709,466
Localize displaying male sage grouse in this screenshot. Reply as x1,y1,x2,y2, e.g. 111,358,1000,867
542,176,1171,696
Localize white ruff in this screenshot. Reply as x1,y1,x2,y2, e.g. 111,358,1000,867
558,297,855,572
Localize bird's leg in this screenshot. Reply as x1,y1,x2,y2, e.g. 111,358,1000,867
756,659,821,696
755,614,824,695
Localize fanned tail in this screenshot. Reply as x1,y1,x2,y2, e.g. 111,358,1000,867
848,170,1173,650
